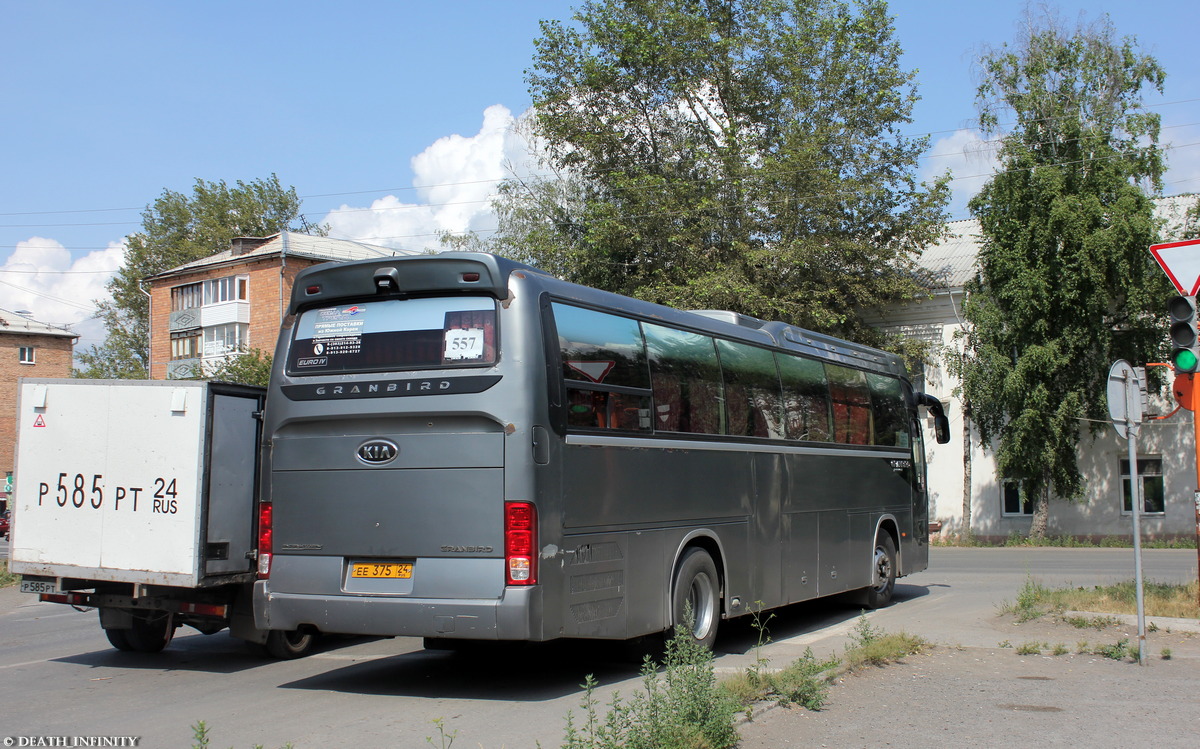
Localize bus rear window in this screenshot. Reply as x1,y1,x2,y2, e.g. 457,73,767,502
287,297,497,375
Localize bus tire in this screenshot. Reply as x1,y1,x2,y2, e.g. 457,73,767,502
103,627,134,652
671,548,720,649
266,628,316,659
125,613,174,653
864,533,897,609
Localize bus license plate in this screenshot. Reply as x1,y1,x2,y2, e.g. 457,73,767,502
351,562,413,579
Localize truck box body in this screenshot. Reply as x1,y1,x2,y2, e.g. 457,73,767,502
9,379,262,588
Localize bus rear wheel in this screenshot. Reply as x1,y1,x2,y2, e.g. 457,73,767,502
671,548,720,649
265,628,316,659
864,533,897,609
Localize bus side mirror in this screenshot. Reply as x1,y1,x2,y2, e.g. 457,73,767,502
916,393,951,445
932,413,950,444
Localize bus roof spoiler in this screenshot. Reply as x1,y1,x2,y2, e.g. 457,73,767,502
917,393,951,444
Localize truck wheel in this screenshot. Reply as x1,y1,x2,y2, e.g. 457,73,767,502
671,548,720,649
863,533,897,609
104,627,134,652
125,613,175,653
266,629,315,659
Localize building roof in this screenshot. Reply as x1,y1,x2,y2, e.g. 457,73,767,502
915,218,982,290
917,195,1198,292
0,308,77,338
147,231,424,281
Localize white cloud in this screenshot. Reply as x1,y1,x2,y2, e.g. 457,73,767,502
922,129,1002,218
0,237,124,349
321,104,539,251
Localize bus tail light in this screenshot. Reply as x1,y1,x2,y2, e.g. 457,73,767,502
257,502,273,579
505,502,537,586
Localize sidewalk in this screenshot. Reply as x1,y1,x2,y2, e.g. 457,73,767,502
733,610,1200,748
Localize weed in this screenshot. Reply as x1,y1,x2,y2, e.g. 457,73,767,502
770,647,840,710
1015,642,1044,655
0,560,17,589
190,721,291,749
1092,639,1132,661
562,623,739,749
746,603,775,686
846,612,883,649
426,717,457,749
844,632,927,671
1160,647,1173,660
1075,641,1089,654
1051,643,1069,656
998,640,1012,648
999,576,1050,622
1059,613,1120,630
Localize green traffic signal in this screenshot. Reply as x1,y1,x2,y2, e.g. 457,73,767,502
1168,295,1199,374
1174,347,1198,373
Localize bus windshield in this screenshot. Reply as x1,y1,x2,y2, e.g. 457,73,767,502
286,296,497,376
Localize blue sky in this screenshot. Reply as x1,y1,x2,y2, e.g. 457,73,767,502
2,0,1197,350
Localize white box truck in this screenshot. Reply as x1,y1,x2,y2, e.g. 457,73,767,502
8,379,314,657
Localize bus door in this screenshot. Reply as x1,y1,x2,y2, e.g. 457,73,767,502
907,415,930,573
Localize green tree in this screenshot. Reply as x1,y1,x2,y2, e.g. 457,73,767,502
957,14,1170,537
489,0,948,348
75,175,305,379
185,347,274,388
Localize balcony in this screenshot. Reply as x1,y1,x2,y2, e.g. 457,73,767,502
166,358,200,380
168,307,201,332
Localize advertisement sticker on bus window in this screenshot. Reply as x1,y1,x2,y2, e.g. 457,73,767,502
444,328,486,360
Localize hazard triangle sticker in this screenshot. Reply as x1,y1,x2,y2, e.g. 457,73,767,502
33,414,46,427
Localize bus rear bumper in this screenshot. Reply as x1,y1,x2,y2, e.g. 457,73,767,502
253,581,543,641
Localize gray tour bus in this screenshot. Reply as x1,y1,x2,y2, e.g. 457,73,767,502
253,252,950,652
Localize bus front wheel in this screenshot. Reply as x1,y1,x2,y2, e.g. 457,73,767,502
671,548,720,649
864,533,897,609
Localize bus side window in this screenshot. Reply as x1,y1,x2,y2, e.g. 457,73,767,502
826,364,872,445
867,373,908,448
778,353,833,442
717,339,784,439
644,323,723,436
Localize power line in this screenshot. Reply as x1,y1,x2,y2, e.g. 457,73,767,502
0,98,1196,223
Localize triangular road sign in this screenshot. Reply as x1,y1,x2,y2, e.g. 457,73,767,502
566,360,616,383
1150,238,1200,295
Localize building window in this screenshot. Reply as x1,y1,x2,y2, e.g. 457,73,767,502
18,346,35,364
204,275,249,305
171,283,203,311
170,331,202,360
1001,478,1033,516
204,323,248,357
1121,457,1165,515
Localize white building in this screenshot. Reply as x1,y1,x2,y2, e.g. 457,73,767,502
882,196,1198,541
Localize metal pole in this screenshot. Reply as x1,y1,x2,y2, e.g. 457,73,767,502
1192,372,1200,609
1125,370,1146,666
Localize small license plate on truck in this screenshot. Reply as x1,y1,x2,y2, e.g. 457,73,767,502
20,580,58,595
350,562,413,579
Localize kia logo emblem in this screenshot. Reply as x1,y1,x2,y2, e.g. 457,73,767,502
357,439,399,465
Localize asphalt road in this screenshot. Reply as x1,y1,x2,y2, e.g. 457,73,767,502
0,547,1196,748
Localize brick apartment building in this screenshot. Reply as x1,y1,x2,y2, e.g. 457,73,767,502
0,309,77,510
145,232,420,379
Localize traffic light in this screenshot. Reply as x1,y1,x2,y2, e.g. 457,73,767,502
1168,295,1199,374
